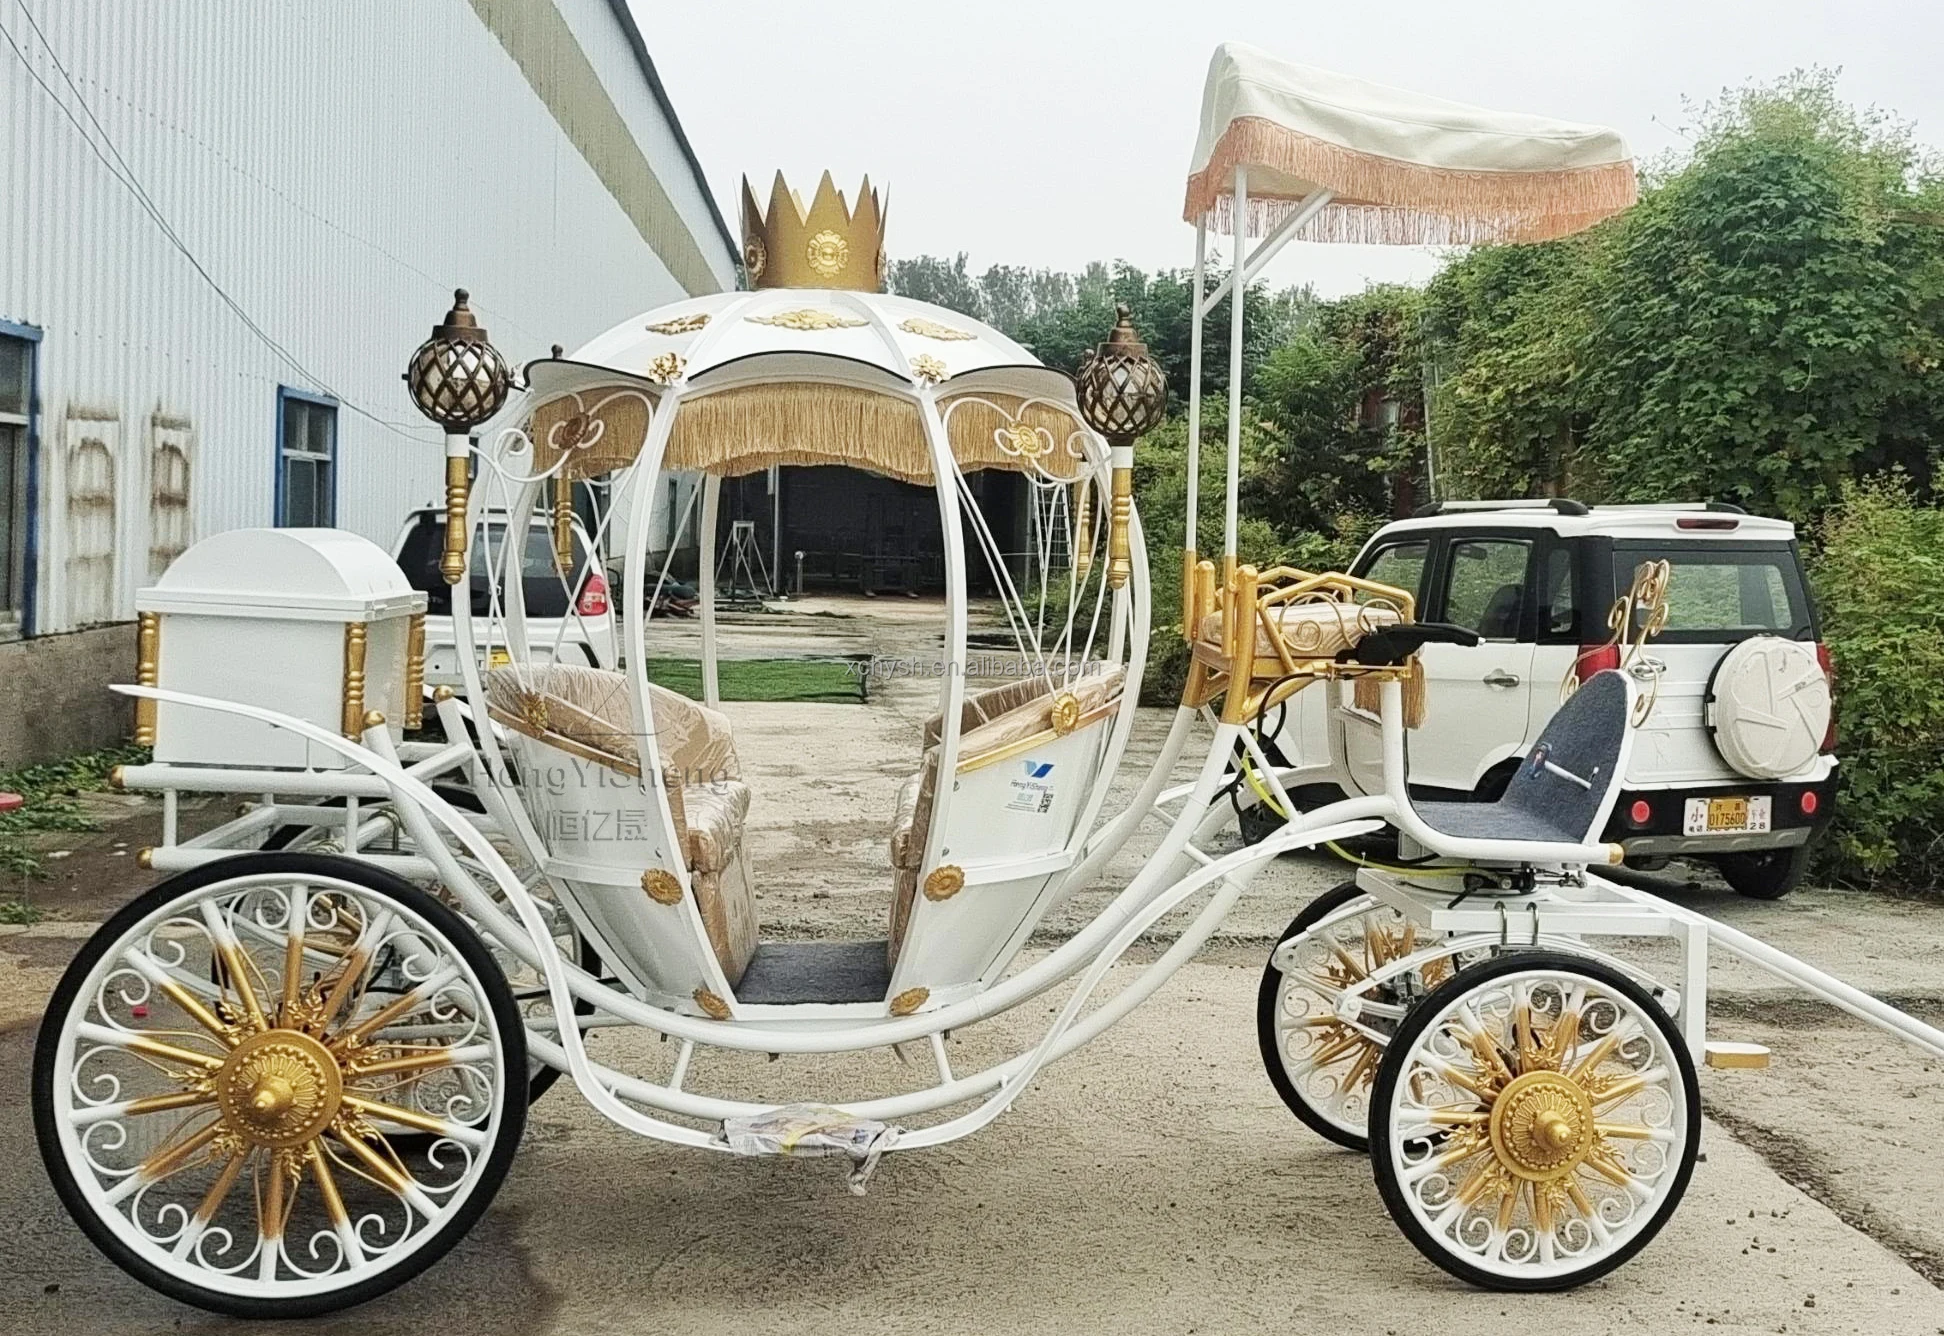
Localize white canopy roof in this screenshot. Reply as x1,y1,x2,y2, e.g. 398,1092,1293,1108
1185,42,1635,243
511,290,1093,486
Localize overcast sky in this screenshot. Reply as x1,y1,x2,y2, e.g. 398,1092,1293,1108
635,1,1937,298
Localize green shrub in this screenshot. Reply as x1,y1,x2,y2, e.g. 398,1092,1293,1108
1808,479,1944,888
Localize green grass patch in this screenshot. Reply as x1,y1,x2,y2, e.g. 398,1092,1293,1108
643,657,865,704
0,742,150,888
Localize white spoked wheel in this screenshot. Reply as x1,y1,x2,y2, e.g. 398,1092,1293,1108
1257,882,1471,1151
1368,950,1699,1290
33,852,527,1318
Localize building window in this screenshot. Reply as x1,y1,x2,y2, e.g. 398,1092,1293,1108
277,388,337,527
0,327,37,636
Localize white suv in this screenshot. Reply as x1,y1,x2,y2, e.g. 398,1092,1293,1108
1255,501,1837,898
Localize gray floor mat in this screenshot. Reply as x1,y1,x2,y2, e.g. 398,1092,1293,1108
734,940,893,1005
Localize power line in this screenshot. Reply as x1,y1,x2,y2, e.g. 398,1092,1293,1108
1,2,427,440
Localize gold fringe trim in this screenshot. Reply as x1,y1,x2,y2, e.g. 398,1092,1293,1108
664,384,1090,483
1352,659,1427,730
936,392,1086,482
1184,116,1636,243
530,390,652,480
667,383,933,483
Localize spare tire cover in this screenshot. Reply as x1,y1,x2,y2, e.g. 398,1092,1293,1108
1707,637,1831,780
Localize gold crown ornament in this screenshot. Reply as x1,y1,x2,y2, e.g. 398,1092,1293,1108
740,171,887,291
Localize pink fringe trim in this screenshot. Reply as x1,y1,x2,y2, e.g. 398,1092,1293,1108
1184,116,1636,243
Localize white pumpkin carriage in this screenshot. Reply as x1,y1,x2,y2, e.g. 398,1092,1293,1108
33,44,1944,1318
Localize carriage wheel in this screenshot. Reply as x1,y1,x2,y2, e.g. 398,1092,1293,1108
34,852,527,1318
1368,951,1699,1291
258,795,593,1114
1257,881,1468,1151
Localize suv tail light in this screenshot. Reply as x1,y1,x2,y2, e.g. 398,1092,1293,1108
1575,642,1621,682
577,572,610,618
1815,641,1836,752
1675,516,1740,531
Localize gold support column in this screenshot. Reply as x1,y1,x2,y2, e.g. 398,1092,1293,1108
440,437,470,585
1072,480,1094,581
1105,451,1135,590
403,613,426,730
341,622,368,739
1220,564,1259,723
134,611,161,746
553,473,575,573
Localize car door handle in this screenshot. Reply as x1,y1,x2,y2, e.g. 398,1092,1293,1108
1482,668,1521,688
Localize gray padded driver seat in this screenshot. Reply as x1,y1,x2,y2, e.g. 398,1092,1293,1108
1413,669,1631,847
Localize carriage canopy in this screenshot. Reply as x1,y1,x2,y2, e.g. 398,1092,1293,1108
1184,41,1636,243
517,289,1091,486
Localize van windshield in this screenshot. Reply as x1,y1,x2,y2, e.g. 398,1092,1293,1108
1614,545,1812,642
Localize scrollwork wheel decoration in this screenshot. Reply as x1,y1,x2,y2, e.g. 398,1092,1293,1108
1257,882,1474,1150
33,852,526,1318
1368,951,1699,1290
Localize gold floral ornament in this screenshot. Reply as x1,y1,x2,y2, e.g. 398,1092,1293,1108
746,308,869,331
645,352,686,385
806,229,850,279
910,354,948,384
1050,692,1081,736
996,421,1051,458
899,316,977,342
551,411,601,454
641,868,684,905
645,312,710,336
923,865,965,902
742,236,767,283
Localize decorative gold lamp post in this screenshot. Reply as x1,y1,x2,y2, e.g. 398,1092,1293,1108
404,290,512,584
1074,304,1167,591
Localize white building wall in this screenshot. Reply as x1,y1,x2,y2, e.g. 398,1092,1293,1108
0,0,734,636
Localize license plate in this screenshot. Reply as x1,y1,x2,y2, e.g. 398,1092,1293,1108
487,648,511,668
1684,795,1771,836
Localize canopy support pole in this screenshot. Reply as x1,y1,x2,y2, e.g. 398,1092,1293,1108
699,473,720,707
1197,187,1336,316
1185,217,1205,555
1223,165,1247,560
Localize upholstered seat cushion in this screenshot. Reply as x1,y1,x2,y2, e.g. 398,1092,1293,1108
889,770,925,870
682,781,751,874
1196,600,1401,659
485,663,758,983
485,662,738,782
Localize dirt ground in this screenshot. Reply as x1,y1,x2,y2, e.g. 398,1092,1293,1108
5,595,1944,1333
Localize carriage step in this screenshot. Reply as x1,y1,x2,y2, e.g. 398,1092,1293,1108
1704,1041,1771,1070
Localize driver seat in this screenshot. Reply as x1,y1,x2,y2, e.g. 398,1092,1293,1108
1411,669,1634,849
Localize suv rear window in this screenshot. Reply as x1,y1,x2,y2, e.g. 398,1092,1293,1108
396,515,587,617
1614,544,1812,643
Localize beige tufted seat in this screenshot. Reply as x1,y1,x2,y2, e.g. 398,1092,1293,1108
485,663,758,982
887,663,1125,961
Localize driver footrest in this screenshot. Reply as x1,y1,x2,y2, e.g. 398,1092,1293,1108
733,941,894,1005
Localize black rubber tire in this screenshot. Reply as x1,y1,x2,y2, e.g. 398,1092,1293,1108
1367,950,1700,1292
1237,799,1287,846
1256,881,1374,1151
1713,843,1812,900
34,851,529,1319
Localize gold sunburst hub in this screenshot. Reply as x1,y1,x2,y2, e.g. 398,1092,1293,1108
216,1029,343,1149
1489,1070,1594,1179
